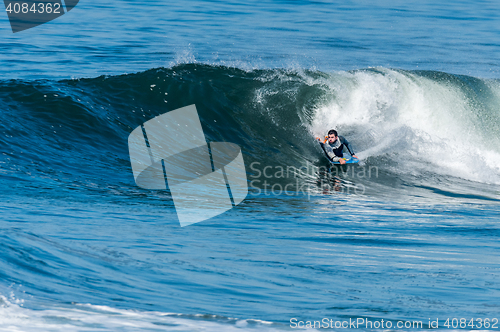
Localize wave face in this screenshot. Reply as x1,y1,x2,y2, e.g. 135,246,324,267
1,64,500,202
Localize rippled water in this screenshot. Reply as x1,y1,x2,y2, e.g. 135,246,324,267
1,1,500,331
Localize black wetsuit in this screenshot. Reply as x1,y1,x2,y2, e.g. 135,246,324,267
319,136,355,162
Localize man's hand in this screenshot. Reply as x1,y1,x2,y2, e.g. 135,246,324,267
339,158,346,165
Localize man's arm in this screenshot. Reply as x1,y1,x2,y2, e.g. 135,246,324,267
317,137,341,162
325,146,342,162
341,136,358,158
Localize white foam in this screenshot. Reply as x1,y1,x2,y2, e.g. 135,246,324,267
310,68,500,185
0,296,286,332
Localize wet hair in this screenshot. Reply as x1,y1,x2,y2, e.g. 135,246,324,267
327,129,338,137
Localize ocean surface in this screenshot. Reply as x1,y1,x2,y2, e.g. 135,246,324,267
1,1,500,331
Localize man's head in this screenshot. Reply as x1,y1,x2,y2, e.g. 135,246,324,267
327,129,338,143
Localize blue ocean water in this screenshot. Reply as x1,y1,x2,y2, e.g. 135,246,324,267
1,1,500,331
